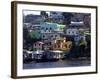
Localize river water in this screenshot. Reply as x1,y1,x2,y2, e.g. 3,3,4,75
23,58,90,69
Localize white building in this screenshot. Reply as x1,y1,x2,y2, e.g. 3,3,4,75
41,32,61,41
23,23,31,28
66,28,79,36
65,21,85,36
74,35,86,41
33,41,44,50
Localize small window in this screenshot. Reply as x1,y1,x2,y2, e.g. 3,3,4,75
43,35,45,38
42,27,44,30
46,28,48,30
34,44,36,46
69,44,72,48
39,44,40,46
50,27,52,30
55,35,57,37
58,44,60,48
76,32,79,34
72,31,74,34
53,38,55,40
51,35,53,37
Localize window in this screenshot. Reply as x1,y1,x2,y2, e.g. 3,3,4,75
69,44,72,48
55,35,57,37
43,35,45,38
34,44,36,46
76,32,78,35
42,27,44,30
39,44,40,46
72,31,74,34
50,27,52,30
51,35,53,37
46,28,48,30
53,38,56,40
58,44,60,48
68,31,70,34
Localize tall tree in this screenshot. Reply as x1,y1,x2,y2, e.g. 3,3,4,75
62,12,73,25
40,11,48,19
40,11,46,16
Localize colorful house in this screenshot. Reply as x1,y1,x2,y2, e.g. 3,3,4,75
66,21,85,37
74,34,86,41
52,37,72,51
33,41,44,51
40,22,65,33
41,32,61,41
40,22,65,41
65,28,79,36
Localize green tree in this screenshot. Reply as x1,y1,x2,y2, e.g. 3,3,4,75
62,12,73,25
29,31,41,41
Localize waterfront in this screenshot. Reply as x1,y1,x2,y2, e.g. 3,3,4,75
23,11,91,70
23,58,90,69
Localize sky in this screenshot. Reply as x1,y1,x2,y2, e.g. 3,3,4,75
23,10,50,16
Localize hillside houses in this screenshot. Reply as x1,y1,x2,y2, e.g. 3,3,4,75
24,21,90,52
23,12,91,61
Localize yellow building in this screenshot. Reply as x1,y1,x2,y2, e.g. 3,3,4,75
52,37,72,51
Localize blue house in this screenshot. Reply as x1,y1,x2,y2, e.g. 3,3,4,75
40,22,65,33
40,22,65,41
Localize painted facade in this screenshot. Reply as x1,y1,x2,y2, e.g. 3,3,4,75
52,37,72,51
41,32,61,41
40,22,65,33
66,28,79,36
33,41,44,51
